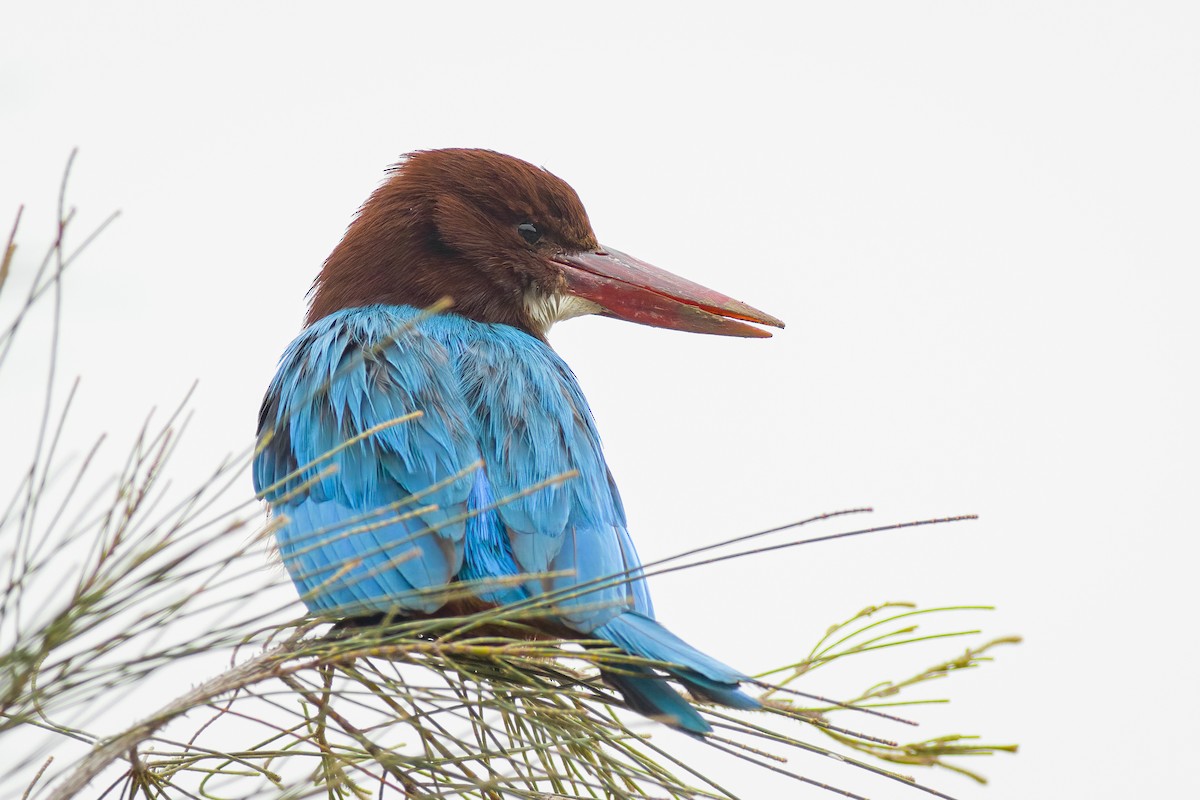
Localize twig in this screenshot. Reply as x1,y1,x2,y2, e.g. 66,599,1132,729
46,639,300,800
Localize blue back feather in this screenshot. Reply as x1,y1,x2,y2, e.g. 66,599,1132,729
255,308,479,614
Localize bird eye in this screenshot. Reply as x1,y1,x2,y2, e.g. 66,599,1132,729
517,222,541,245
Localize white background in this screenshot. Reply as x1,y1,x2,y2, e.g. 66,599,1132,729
3,2,1198,797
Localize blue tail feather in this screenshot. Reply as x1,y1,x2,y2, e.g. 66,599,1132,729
594,611,761,731
673,672,762,711
599,665,711,735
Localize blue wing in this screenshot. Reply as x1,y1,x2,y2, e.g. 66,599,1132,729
254,306,479,615
425,318,757,733
435,321,653,631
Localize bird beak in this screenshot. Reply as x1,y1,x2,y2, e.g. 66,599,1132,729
551,247,785,338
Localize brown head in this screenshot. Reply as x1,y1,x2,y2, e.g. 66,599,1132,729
307,148,783,339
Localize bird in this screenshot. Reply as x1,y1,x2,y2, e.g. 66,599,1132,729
254,148,784,734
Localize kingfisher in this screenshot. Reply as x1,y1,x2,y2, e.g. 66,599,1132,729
254,149,784,734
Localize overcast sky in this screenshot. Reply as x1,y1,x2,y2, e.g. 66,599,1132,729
3,2,1198,798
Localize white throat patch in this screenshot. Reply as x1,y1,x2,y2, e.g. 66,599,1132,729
524,289,603,335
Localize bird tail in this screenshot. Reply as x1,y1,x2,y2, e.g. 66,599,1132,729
594,612,760,735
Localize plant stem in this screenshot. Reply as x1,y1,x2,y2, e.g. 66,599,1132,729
46,642,297,800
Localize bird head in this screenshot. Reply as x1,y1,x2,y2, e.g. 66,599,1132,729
308,148,783,338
